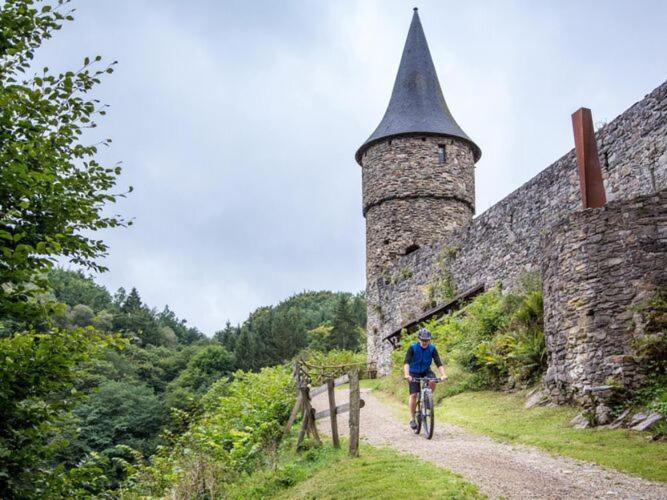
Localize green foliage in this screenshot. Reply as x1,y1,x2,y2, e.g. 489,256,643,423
0,328,123,498
425,276,546,389
165,344,235,410
49,270,205,346
305,323,332,352
48,268,113,311
615,292,667,434
299,348,367,385
227,441,482,500
73,380,167,456
423,247,458,308
217,291,366,372
0,0,130,329
125,366,295,498
326,294,362,352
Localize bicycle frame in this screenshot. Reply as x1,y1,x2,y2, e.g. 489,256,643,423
411,376,439,439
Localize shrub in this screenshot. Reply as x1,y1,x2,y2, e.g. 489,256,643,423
0,328,124,498
124,365,295,497
424,274,546,390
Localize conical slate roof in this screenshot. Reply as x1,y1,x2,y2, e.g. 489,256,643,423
355,8,481,165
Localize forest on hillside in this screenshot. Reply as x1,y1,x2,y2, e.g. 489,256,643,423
0,2,366,495
3,267,366,497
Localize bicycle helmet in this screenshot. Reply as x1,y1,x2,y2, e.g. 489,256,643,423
417,328,431,341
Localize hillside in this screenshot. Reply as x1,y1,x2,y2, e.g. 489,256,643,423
1,268,366,497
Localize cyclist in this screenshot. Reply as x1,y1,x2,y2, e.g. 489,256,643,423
403,328,447,430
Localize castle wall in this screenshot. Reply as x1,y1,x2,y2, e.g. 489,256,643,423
368,80,667,376
541,191,667,408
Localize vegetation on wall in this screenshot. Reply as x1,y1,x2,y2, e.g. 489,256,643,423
612,292,667,431
423,246,459,309
425,273,546,390
381,273,547,404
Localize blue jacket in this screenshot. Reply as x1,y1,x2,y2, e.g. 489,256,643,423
406,342,436,374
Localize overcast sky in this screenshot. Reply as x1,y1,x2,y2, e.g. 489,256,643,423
41,0,667,334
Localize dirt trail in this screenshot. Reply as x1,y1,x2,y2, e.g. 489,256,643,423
312,388,667,499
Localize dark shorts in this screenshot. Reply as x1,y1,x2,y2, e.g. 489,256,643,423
408,370,436,394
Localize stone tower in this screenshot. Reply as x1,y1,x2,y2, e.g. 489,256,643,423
356,8,481,373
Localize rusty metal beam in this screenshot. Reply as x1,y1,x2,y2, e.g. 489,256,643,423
571,108,607,209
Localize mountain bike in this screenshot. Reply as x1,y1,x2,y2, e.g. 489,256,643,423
412,377,440,439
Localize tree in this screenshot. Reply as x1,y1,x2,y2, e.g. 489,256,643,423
214,320,239,351
158,305,204,344
267,307,307,362
234,327,261,372
0,0,130,329
48,268,113,311
165,345,235,410
0,328,121,497
73,380,166,456
327,295,360,351
70,303,95,327
121,287,143,313
0,1,130,495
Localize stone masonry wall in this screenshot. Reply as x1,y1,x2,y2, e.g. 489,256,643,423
363,136,476,283
368,80,667,375
541,191,666,409
362,135,477,368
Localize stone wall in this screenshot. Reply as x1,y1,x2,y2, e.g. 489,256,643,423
541,191,667,411
368,80,667,375
362,136,476,283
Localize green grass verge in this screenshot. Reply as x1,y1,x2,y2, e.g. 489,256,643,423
366,366,667,483
439,391,667,482
227,439,483,499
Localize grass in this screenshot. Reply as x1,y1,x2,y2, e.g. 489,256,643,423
368,376,667,483
439,391,667,483
227,438,483,499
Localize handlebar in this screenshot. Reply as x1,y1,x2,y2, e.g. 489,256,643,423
407,376,445,382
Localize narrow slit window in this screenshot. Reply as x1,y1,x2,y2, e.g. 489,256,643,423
438,144,446,164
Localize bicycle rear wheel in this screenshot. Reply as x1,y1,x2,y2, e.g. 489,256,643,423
422,391,434,439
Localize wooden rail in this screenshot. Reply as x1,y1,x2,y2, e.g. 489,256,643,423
286,361,365,456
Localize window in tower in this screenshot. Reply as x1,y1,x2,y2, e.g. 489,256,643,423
438,144,446,164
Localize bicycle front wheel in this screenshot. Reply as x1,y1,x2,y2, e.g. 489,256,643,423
414,405,422,435
422,391,434,439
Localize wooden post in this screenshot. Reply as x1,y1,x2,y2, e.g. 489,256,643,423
296,408,309,450
348,369,360,457
296,386,320,450
282,391,303,439
295,387,310,450
308,407,321,444
327,379,340,448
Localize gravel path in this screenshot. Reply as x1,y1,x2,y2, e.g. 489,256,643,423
312,388,667,499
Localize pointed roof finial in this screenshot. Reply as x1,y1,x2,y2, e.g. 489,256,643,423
356,9,481,165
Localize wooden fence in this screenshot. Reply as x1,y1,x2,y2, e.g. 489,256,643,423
283,361,372,457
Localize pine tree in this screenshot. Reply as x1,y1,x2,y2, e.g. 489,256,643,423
234,327,259,371
122,287,143,313
328,295,360,351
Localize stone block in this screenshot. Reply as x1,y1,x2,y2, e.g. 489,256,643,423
631,412,663,431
